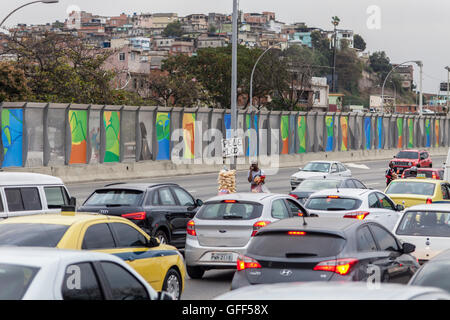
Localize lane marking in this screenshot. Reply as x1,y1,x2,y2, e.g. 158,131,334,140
347,163,370,170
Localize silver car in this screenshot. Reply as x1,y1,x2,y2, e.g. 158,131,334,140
184,193,308,279
290,161,352,190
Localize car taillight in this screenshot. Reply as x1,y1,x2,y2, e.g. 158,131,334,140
251,221,271,237
432,173,437,180
289,194,299,199
121,212,146,220
237,255,262,271
313,258,358,276
426,198,433,204
187,220,196,236
343,211,370,220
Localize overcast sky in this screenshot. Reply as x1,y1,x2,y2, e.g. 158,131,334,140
3,0,450,93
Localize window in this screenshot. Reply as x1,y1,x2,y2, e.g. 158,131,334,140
353,180,367,189
100,262,149,300
196,202,263,220
62,263,103,300
0,223,68,247
84,189,144,207
157,187,177,206
331,164,338,173
0,264,39,300
385,182,436,196
396,211,450,237
271,199,290,219
338,164,347,172
5,188,42,212
285,199,306,216
172,187,195,207
44,187,69,209
370,224,399,252
442,184,450,200
345,180,357,188
356,226,377,252
368,193,380,209
119,52,126,61
82,224,116,250
376,193,396,211
306,197,362,211
0,196,3,213
110,223,147,248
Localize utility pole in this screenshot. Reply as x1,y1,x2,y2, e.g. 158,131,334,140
230,0,238,169
331,16,340,93
418,61,423,115
445,66,450,114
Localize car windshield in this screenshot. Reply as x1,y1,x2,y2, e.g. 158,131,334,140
196,202,263,220
396,211,450,237
385,182,436,196
0,224,69,247
0,264,39,300
396,151,419,159
410,261,450,292
296,180,340,191
84,189,144,206
305,197,361,211
302,162,330,173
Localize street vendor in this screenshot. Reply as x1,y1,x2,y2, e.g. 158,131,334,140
248,161,265,192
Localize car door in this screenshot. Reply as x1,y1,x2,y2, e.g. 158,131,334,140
171,186,199,240
60,262,105,300
338,163,352,177
354,225,386,282
270,198,291,221
330,163,339,177
374,192,401,231
368,223,415,284
283,197,308,217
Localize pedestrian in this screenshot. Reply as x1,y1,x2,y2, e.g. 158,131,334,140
386,162,398,187
248,161,265,192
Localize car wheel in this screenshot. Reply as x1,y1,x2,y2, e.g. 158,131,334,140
186,265,205,279
162,268,182,300
430,163,433,168
155,230,169,245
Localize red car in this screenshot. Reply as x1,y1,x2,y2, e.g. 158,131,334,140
390,149,432,173
401,167,444,180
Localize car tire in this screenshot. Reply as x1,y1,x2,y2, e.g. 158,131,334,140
186,265,205,279
162,268,182,300
430,163,433,168
155,230,169,245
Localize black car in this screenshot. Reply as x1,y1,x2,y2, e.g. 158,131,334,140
289,176,367,204
78,183,203,249
231,217,419,290
408,249,450,293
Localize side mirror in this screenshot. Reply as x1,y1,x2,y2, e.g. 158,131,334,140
395,204,405,212
145,236,160,248
402,242,416,254
195,199,204,207
298,167,303,171
69,197,77,207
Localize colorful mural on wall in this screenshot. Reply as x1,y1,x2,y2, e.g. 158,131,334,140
364,117,371,150
69,110,87,164
281,115,289,154
435,119,440,147
397,118,404,149
425,119,431,147
156,112,171,161
340,116,348,151
377,117,383,150
325,116,334,152
1,109,23,167
408,119,414,148
224,114,232,139
103,111,120,163
182,113,195,159
245,114,258,157
298,115,307,154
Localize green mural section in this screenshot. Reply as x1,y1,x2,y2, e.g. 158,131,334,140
297,116,306,153
281,115,289,154
104,111,120,163
69,110,88,164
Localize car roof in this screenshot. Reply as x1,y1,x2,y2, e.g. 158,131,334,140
0,172,64,186
100,182,179,191
205,193,286,203
390,178,440,184
303,176,350,181
309,188,371,198
307,160,340,164
0,212,120,226
405,203,450,212
215,282,449,300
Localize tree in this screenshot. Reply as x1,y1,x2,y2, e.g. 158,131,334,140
353,34,366,51
335,43,363,93
369,51,392,84
162,21,184,38
0,62,31,102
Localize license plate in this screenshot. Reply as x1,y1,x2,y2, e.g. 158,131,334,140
210,252,235,262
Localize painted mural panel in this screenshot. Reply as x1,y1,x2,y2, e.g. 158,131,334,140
377,117,384,150
156,112,170,161
183,113,195,159
138,111,153,161
325,116,334,152
25,108,44,167
103,111,120,163
224,113,232,139
340,116,348,151
281,115,289,154
69,110,87,164
425,119,431,147
1,109,23,167
408,118,414,148
88,110,101,164
397,118,404,149
47,108,65,166
298,115,306,154
435,119,440,147
364,117,371,150
245,114,258,157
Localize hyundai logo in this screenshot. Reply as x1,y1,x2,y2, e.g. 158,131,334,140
280,269,293,277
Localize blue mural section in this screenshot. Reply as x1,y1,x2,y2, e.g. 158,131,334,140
377,117,383,150
364,117,371,150
2,109,23,167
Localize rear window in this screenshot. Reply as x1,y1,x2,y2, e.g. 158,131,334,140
410,261,450,292
196,202,263,220
0,223,69,247
385,182,436,196
396,151,419,159
396,211,450,237
305,197,361,211
248,232,346,258
296,180,340,191
0,264,39,300
84,189,144,206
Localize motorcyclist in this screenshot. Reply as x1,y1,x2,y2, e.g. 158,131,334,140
386,162,398,187
407,166,418,178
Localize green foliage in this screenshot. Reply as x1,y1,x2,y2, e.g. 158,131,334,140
0,62,31,102
353,34,366,51
162,21,184,38
369,51,392,84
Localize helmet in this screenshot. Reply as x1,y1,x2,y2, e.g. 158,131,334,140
410,166,418,173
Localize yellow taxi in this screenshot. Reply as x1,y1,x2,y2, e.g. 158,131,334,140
384,178,450,208
0,212,186,299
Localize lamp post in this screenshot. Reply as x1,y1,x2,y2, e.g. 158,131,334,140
445,66,450,114
230,0,238,169
0,1,59,29
331,16,340,93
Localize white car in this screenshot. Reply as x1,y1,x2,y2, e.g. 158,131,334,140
215,281,450,300
394,203,450,264
0,247,170,300
290,161,352,190
304,188,404,231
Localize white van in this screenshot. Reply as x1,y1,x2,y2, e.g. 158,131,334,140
0,172,76,219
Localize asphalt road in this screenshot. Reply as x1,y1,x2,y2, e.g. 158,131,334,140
66,154,447,300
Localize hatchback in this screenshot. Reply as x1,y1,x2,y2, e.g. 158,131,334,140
231,217,419,290
184,193,308,279
408,249,450,293
290,161,352,190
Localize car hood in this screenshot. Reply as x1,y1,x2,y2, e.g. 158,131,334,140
291,171,329,179
391,158,418,163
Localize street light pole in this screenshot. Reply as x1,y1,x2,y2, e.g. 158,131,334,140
331,16,340,93
230,0,238,169
445,66,450,114
0,1,59,29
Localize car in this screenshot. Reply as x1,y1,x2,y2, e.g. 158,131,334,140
408,249,450,293
289,176,367,204
0,212,186,299
217,282,450,300
304,189,404,231
390,149,432,174
290,161,352,190
0,172,76,219
401,167,444,180
230,217,419,290
384,178,450,208
184,193,308,279
0,247,169,300
78,183,203,248
394,204,450,264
